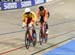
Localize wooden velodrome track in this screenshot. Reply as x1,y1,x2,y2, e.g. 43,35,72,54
0,0,75,55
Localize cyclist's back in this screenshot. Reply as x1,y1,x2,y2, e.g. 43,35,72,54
22,11,36,25
37,8,48,22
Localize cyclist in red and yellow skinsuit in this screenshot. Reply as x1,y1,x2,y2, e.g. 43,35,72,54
22,8,37,40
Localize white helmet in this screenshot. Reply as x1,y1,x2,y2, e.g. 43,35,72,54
24,8,30,13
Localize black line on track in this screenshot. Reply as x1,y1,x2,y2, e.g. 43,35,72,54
31,37,72,55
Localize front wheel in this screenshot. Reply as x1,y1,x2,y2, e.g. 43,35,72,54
25,32,30,49
39,32,43,45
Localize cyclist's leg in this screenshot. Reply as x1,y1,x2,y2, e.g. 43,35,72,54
32,24,35,30
44,17,48,34
27,24,33,41
32,24,36,38
40,16,44,28
39,16,43,39
45,22,48,34
46,22,48,29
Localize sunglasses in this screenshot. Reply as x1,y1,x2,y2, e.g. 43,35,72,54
26,12,30,14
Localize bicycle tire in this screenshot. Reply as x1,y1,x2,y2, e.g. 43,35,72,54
44,24,48,43
25,32,30,49
45,35,48,43
32,30,37,47
39,31,43,45
33,37,37,47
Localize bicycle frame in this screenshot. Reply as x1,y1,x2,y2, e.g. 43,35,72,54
25,24,37,49
40,22,46,38
26,24,33,41
39,22,48,45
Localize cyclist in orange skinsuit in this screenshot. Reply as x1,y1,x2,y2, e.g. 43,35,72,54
36,6,49,34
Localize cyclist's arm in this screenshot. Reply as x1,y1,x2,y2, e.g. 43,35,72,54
48,11,50,18
31,11,37,24
22,13,28,24
36,10,40,22
44,10,48,22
